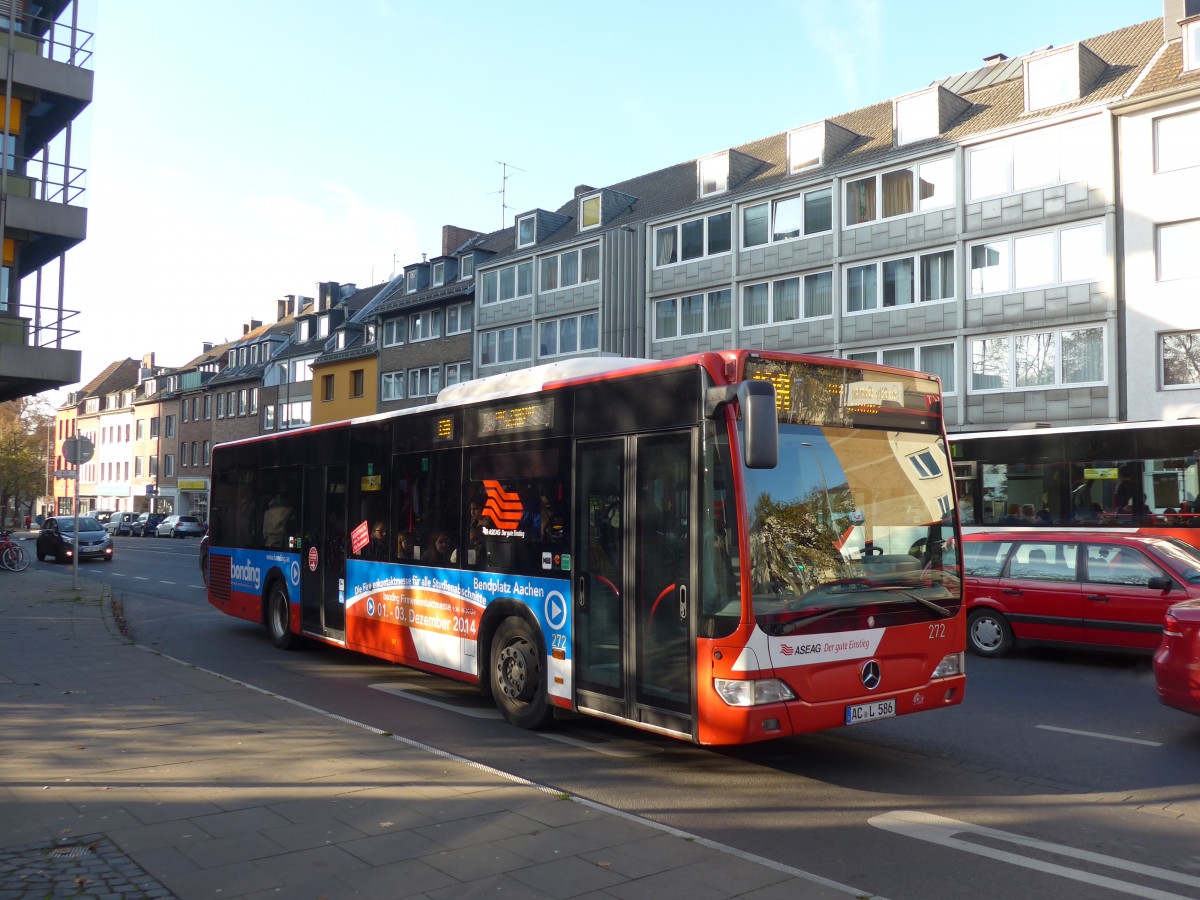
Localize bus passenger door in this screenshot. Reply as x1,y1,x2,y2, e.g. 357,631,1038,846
575,431,695,738
301,463,348,639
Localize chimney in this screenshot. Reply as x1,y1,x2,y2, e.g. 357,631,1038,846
141,352,155,369
575,184,596,197
1164,0,1186,41
983,52,1008,67
441,224,484,257
202,342,213,354
277,296,295,322
250,318,262,330
243,323,251,335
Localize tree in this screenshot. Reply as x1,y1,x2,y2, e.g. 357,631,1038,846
0,398,53,527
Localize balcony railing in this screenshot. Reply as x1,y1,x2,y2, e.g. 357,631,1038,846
2,9,94,69
5,153,86,206
0,295,80,350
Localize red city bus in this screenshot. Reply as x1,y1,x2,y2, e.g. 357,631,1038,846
205,351,964,745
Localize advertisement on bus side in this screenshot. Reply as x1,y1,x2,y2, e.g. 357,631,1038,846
228,549,302,597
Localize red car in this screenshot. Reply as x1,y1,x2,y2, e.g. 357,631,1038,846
1155,600,1200,716
957,531,1200,657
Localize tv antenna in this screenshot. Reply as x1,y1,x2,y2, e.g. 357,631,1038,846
492,160,525,228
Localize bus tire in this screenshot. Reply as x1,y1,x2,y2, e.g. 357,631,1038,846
968,608,1013,658
490,616,553,730
267,581,299,650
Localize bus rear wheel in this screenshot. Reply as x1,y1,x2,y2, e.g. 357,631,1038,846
267,582,299,650
968,609,1013,658
490,616,553,730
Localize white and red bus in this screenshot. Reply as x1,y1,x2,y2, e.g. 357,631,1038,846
205,351,965,746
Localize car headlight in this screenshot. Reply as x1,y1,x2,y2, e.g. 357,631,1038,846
713,678,796,707
932,652,964,678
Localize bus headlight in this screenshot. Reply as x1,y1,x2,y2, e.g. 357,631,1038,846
713,678,796,707
932,652,964,678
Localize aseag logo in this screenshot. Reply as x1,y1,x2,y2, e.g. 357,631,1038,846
483,480,523,530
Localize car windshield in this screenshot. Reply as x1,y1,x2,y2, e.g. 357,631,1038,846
740,424,961,634
60,518,101,533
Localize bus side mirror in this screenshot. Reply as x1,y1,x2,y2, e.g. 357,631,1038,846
706,380,778,469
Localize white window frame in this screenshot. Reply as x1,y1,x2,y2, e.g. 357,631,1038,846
895,90,939,145
382,318,404,347
444,361,471,387
844,157,954,227
1157,219,1200,282
409,309,443,342
381,370,405,401
479,324,533,366
459,254,474,280
967,120,1103,200
653,211,733,267
969,325,1106,394
408,365,442,399
1162,330,1200,389
445,301,473,335
653,289,732,341
406,270,419,293
969,221,1105,296
539,245,601,291
761,186,834,244
579,193,602,230
480,261,533,305
740,273,834,330
844,248,956,314
787,124,823,173
298,320,310,342
1154,108,1200,173
516,214,536,248
698,152,729,197
432,261,445,286
538,312,601,357
318,315,329,338
1025,48,1077,112
1186,18,1200,72
846,343,958,395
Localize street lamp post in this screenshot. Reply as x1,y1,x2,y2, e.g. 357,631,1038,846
799,441,837,530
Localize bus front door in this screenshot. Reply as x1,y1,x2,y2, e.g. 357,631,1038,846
301,463,348,639
575,431,695,738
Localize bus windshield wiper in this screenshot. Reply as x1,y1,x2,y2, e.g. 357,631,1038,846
869,584,953,618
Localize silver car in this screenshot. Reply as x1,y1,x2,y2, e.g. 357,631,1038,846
156,514,205,538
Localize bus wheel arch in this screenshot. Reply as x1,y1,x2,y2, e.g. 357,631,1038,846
487,605,553,730
967,607,1013,658
264,574,301,651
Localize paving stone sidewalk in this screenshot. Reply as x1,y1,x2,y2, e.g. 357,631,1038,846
0,564,860,900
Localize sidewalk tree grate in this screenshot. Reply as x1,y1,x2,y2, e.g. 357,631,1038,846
46,845,95,859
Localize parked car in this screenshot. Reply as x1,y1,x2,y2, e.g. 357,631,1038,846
156,514,205,538
131,513,165,537
36,516,114,563
90,509,115,526
957,531,1200,657
104,512,138,536
1154,599,1200,716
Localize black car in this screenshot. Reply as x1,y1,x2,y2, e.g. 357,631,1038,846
37,516,114,563
131,513,165,537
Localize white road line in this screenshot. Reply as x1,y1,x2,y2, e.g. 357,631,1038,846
159,580,176,585
134,576,149,580
870,810,1200,899
1036,724,1162,746
369,683,503,719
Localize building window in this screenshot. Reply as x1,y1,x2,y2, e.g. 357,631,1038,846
182,402,189,423
322,374,335,402
383,318,405,347
460,254,474,280
444,361,471,386
741,273,833,329
540,245,601,290
895,90,938,145
204,395,211,419
203,441,211,465
762,187,833,243
1026,49,1077,111
406,270,418,293
539,312,601,357
298,320,310,342
847,343,956,394
408,366,442,399
191,441,199,466
845,249,955,313
165,415,176,438
351,369,364,398
580,194,601,229
970,326,1105,392
1157,220,1200,282
238,389,248,416
432,261,445,286
698,152,728,196
1155,109,1200,173
516,215,536,248
446,301,473,335
381,370,405,401
1163,331,1200,387
264,405,275,430
365,323,377,345
968,120,1103,200
788,124,823,172
479,324,532,366
290,359,313,383
249,388,258,414
164,455,175,477
216,393,225,418
654,212,731,266
136,420,144,440
845,157,954,226
970,222,1104,295
251,344,260,364
134,456,143,477
480,261,533,305
409,309,443,342
149,456,158,476
1186,18,1200,72
653,289,732,341
318,315,329,338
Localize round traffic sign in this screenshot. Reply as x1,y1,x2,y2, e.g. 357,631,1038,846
62,436,95,465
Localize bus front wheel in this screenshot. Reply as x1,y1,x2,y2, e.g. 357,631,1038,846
490,616,553,730
968,609,1013,658
267,582,299,650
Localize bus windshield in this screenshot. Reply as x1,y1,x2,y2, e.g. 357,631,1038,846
741,424,960,632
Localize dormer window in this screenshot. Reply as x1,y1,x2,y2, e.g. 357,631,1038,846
433,261,445,286
1186,16,1200,72
460,254,475,280
318,315,329,338
579,194,601,230
299,319,311,341
895,90,939,145
698,153,728,197
365,323,377,344
227,350,236,368
262,342,272,360
516,214,536,248
239,347,248,367
251,344,260,364
788,125,823,173
406,270,418,293
336,331,347,350
1026,48,1079,111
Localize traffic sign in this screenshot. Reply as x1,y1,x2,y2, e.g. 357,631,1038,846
53,470,78,480
62,436,95,465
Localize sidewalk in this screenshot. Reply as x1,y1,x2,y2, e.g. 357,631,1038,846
0,564,864,900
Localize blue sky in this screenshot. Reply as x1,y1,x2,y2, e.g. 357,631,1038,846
60,0,1163,384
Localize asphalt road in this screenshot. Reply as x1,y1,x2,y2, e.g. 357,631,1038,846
32,535,1200,900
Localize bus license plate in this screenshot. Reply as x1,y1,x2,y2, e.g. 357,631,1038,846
845,698,896,725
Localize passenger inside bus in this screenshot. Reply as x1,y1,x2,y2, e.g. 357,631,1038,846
365,521,388,561
424,531,453,566
262,495,295,548
396,530,416,560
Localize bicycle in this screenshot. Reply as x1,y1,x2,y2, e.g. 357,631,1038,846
0,530,30,572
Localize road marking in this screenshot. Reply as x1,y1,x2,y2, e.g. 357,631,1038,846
370,683,503,719
159,580,176,585
870,810,1200,899
1036,724,1162,747
134,576,149,580
539,731,663,758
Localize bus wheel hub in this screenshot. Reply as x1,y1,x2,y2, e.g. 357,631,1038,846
498,643,536,701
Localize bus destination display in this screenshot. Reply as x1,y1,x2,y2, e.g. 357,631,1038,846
477,398,554,436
